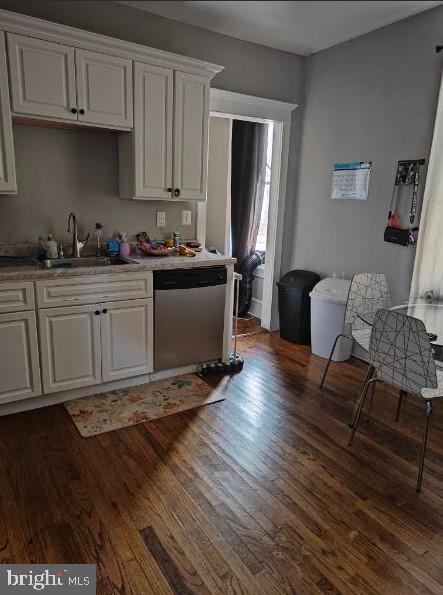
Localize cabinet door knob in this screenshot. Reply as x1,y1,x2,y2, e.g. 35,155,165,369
95,310,100,315
71,108,77,114
173,188,181,198
79,109,85,115
102,308,108,314
167,187,172,193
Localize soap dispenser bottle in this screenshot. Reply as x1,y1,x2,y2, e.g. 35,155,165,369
119,232,131,258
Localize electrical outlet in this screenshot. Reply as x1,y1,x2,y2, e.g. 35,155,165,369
156,211,166,227
182,210,192,226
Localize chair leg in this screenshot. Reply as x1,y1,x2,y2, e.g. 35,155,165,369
349,364,375,428
348,378,376,446
365,380,376,423
417,401,433,492
395,390,406,422
320,334,350,389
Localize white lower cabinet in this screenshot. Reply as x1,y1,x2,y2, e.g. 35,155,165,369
101,299,153,382
0,311,41,403
38,298,153,394
39,304,102,394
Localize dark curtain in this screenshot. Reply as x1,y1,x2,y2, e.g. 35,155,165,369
230,120,267,270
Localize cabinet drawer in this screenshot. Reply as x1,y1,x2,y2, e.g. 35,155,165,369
0,281,35,313
36,273,153,308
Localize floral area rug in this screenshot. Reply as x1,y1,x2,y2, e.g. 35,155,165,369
64,374,226,437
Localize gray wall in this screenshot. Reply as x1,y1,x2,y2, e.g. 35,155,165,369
288,6,443,297
0,0,304,247
0,124,197,244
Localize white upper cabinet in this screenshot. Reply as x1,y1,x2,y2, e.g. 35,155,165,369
75,49,133,128
0,31,16,193
132,62,173,199
119,63,210,201
0,11,222,199
173,72,209,201
7,33,77,120
7,33,133,129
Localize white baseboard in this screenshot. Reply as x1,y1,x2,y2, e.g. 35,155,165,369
0,364,200,417
248,297,262,318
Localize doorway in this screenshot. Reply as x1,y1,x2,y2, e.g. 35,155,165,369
199,89,296,330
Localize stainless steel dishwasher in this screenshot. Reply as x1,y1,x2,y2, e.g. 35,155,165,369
154,266,227,371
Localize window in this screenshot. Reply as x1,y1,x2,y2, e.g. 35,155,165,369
255,122,274,252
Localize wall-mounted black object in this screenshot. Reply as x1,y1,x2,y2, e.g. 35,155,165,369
436,45,443,53
384,159,425,247
277,270,320,344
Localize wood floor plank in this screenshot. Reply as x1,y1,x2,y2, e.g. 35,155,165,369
141,525,212,595
1,332,443,593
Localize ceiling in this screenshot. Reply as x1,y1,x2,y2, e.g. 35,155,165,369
116,1,441,56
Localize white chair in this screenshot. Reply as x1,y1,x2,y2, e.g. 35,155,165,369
348,308,443,491
320,272,390,389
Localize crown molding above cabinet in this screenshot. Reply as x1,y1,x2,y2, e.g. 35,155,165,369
0,9,223,77
0,9,223,199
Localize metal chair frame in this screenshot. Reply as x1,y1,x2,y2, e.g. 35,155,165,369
320,273,390,390
348,309,440,491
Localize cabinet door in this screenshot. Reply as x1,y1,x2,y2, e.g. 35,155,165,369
0,311,41,403
134,62,173,199
0,32,16,194
75,49,133,128
7,33,77,120
173,72,209,201
39,305,101,394
101,298,153,382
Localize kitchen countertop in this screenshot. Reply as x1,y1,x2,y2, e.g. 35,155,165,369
0,252,236,281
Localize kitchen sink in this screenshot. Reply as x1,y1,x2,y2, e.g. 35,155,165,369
0,257,39,268
40,256,133,269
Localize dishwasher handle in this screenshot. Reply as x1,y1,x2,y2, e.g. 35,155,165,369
154,266,227,290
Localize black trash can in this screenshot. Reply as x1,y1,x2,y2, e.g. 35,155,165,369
277,270,320,344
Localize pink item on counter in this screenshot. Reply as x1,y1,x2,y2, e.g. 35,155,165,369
119,235,131,257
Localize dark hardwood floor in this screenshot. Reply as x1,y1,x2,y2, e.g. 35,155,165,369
1,331,443,594
236,315,268,338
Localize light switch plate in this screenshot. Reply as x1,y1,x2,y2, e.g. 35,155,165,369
182,210,192,226
156,211,166,227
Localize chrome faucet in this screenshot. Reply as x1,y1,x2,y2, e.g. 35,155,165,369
67,212,89,258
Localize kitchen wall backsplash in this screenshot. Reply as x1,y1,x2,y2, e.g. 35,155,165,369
0,124,198,246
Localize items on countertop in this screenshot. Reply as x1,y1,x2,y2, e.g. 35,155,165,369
135,231,202,257
95,222,103,256
106,234,120,256
32,230,203,262
186,240,202,251
38,235,58,259
118,232,131,258
179,245,197,257
173,231,180,249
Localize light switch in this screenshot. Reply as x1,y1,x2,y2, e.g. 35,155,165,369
182,210,192,226
156,211,166,227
